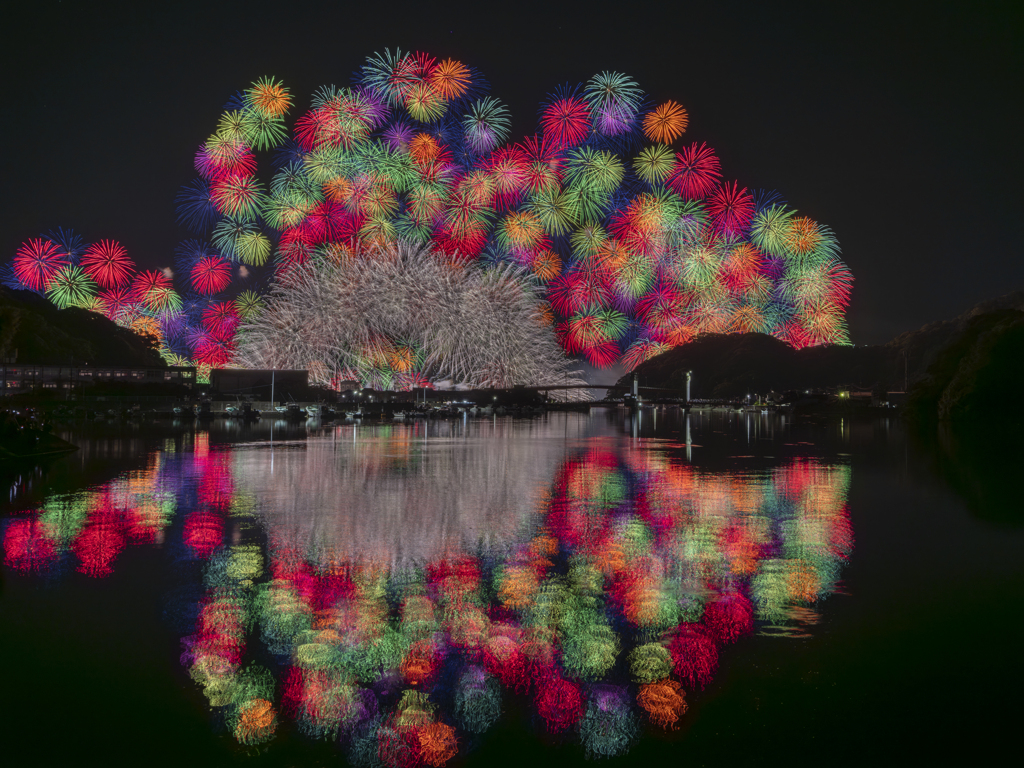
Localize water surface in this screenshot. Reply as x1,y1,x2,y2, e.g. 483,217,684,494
1,410,1019,766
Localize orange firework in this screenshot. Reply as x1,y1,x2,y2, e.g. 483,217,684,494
234,699,277,744
430,59,471,100
418,722,459,766
409,133,441,165
322,176,352,203
636,679,687,729
786,215,825,257
643,101,689,144
499,211,546,251
246,77,292,118
531,251,562,282
535,300,555,325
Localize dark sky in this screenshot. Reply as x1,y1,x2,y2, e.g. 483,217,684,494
3,0,1021,344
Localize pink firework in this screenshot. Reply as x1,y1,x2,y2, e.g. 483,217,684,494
195,142,257,180
13,238,69,291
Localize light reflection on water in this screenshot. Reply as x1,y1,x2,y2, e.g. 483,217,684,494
2,413,852,761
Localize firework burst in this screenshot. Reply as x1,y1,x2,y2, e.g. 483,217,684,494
235,240,585,394
10,54,853,376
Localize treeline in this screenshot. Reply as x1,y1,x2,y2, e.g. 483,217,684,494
0,287,165,367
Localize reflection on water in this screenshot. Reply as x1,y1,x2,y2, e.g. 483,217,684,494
2,415,852,762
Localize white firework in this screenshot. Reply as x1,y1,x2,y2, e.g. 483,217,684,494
233,240,587,394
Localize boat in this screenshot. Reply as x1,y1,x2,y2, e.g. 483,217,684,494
393,411,407,420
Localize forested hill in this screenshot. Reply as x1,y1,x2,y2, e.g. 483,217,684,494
0,287,165,367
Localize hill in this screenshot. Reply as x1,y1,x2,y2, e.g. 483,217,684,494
0,287,165,367
618,289,1024,401
619,334,898,399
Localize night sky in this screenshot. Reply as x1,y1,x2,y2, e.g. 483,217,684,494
3,0,1020,344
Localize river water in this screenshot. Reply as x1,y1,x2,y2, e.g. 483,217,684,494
1,410,1019,766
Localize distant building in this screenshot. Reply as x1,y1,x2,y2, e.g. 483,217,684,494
209,368,308,401
1,364,196,393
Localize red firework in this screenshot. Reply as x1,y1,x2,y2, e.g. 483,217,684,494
517,134,564,192
191,256,232,294
635,282,686,326
304,200,358,244
80,239,135,289
202,301,240,337
13,238,69,291
707,181,755,237
130,270,173,303
666,142,723,200
98,286,138,320
824,260,855,307
548,270,614,316
277,228,316,270
583,340,620,368
540,96,591,149
434,222,488,260
778,320,812,349
668,625,719,690
193,335,234,366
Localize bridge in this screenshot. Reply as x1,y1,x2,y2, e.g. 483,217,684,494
520,384,682,395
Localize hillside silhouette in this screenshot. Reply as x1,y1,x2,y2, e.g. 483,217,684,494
619,289,1024,403
0,287,165,367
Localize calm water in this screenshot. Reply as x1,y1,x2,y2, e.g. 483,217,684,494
1,410,1020,767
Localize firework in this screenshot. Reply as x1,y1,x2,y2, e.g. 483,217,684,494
540,87,592,149
80,239,134,289
667,143,722,200
642,101,688,144
13,238,69,291
10,50,854,375
464,98,510,155
584,72,643,138
45,265,97,308
235,240,585,393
